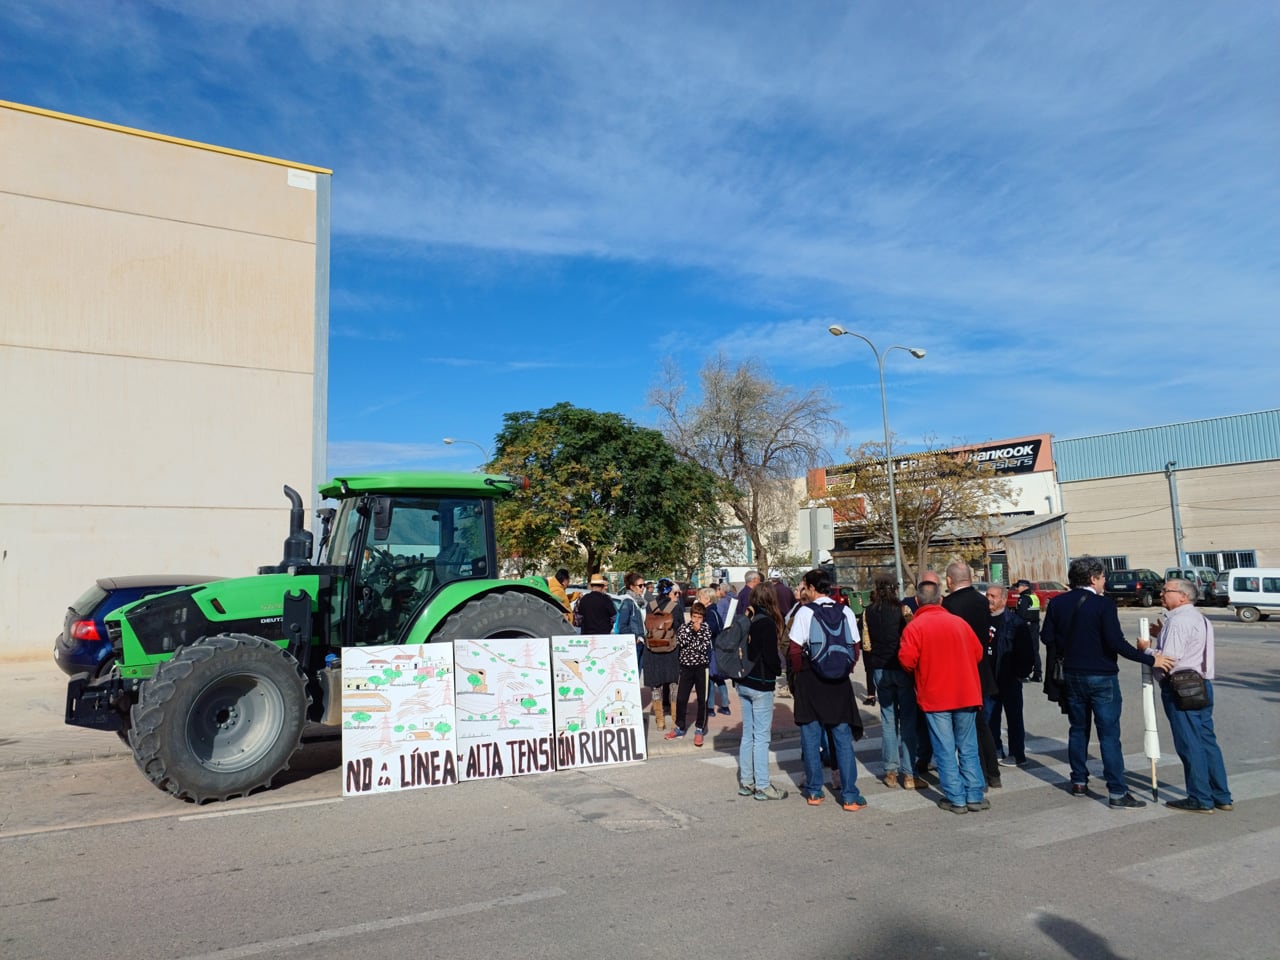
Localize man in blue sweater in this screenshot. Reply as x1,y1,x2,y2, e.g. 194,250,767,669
1042,557,1175,808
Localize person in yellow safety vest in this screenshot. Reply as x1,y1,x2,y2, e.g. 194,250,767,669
1012,580,1042,682
546,568,573,623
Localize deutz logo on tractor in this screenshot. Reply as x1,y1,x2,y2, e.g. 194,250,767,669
63,471,566,803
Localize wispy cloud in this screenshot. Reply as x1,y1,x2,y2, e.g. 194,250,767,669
7,0,1276,454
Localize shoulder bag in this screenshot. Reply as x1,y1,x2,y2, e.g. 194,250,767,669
1167,616,1211,711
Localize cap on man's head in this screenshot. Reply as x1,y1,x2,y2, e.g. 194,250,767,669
589,573,608,587
1015,579,1033,589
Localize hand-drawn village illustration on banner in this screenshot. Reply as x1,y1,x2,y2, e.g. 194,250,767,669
453,636,556,781
341,643,458,796
551,633,646,770
341,635,644,797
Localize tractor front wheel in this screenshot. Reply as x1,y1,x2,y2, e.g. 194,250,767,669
432,590,569,642
129,634,308,803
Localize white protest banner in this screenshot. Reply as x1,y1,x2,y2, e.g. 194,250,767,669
453,636,556,780
341,644,458,796
551,633,646,770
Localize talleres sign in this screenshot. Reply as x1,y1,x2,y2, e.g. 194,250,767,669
339,634,645,797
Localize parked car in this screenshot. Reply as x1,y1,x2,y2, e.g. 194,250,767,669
974,580,1067,610
1164,567,1220,605
1211,571,1231,607
53,574,222,676
1104,569,1165,607
1012,580,1069,609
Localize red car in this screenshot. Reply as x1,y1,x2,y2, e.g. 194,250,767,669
1007,580,1068,609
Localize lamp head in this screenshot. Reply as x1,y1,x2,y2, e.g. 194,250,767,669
443,437,457,445
828,324,846,337
909,348,927,359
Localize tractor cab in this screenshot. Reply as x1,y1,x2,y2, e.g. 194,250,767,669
323,488,496,647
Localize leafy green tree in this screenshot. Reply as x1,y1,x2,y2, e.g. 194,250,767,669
491,402,722,575
651,355,840,573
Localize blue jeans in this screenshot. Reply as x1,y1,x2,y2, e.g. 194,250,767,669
1160,680,1231,808
925,708,985,805
1064,672,1128,798
710,679,730,710
800,720,865,805
737,685,775,790
985,673,1026,761
872,667,919,774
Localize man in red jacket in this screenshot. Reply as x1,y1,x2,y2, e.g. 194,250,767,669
899,580,987,814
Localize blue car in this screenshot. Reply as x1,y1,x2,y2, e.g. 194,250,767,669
53,575,222,676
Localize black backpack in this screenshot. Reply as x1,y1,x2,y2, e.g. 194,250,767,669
804,601,856,680
713,611,756,680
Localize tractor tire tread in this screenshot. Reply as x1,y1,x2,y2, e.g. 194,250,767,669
129,633,308,803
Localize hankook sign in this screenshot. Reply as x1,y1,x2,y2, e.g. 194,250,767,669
964,438,1044,474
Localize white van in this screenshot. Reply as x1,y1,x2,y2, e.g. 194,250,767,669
1224,568,1280,623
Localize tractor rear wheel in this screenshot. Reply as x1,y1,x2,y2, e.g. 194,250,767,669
129,634,308,803
431,590,569,642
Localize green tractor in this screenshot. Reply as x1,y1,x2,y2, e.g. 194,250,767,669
65,471,568,802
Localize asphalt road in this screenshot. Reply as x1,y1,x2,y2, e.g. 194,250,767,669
3,608,1277,960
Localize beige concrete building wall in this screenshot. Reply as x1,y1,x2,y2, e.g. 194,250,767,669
1060,461,1280,570
0,102,329,659
1173,462,1280,568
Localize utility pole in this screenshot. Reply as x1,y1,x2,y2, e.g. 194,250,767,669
1165,460,1184,568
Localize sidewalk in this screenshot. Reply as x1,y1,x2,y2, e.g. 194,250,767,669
4,659,134,770
2,658,812,769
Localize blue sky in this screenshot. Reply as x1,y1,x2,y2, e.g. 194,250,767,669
5,1,1277,476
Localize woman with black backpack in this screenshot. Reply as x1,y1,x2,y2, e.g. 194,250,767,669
864,575,921,790
736,581,788,801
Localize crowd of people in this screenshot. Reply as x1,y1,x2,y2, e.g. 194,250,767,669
556,557,1231,816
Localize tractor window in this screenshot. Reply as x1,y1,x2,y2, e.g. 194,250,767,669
349,496,490,646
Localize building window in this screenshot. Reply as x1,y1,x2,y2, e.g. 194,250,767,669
1188,550,1257,570
1220,550,1257,569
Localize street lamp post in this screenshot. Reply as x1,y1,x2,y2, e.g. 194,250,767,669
442,437,492,469
828,325,926,598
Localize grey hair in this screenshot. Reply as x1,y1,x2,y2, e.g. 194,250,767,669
1166,578,1198,602
916,581,943,606
986,583,1009,599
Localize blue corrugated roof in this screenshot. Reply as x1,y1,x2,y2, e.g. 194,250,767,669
1055,409,1280,482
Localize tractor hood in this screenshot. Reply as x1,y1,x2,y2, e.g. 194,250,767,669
110,573,321,674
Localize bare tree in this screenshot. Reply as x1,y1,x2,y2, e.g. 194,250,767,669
820,437,1014,583
650,354,841,573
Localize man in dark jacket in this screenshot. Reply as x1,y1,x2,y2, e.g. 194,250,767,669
942,562,1002,787
1041,556,1174,808
985,584,1034,767
576,573,616,635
